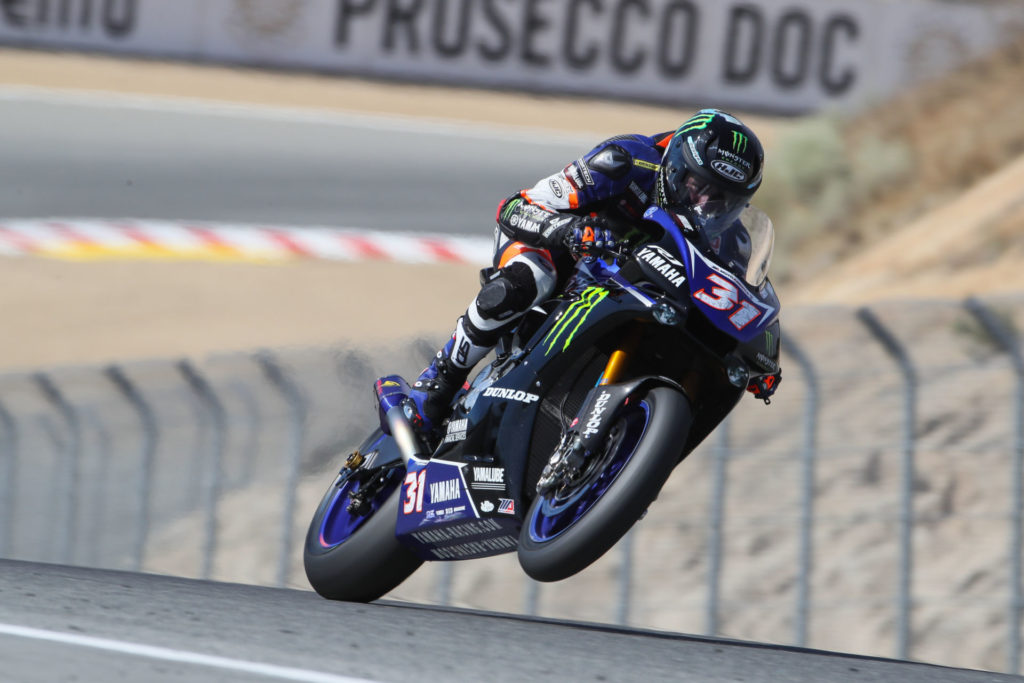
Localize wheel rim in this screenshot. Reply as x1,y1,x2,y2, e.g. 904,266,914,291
318,466,401,549
527,400,651,543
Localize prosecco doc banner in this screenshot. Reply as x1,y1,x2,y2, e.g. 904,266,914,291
1,0,1022,114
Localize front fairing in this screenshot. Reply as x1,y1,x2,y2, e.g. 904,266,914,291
642,205,780,343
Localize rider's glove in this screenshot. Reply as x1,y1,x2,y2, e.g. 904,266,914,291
747,371,780,404
561,215,617,259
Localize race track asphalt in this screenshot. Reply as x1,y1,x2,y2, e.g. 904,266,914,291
0,90,589,233
0,560,1016,683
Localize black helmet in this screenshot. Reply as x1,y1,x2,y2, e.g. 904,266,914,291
657,109,765,241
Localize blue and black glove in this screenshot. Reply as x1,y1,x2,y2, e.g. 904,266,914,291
559,215,618,259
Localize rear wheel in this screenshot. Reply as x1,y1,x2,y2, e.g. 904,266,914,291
303,433,422,602
518,387,690,582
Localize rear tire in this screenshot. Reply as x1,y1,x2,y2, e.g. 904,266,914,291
518,387,690,582
303,468,422,602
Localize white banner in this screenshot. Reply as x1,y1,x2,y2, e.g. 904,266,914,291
1,0,1022,114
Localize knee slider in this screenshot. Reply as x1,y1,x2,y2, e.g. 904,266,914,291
476,262,538,322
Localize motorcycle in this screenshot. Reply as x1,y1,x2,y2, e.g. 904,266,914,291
303,204,781,602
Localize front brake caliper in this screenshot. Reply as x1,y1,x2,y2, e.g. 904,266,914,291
536,434,587,495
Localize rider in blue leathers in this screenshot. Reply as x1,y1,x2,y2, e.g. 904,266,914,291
408,109,781,437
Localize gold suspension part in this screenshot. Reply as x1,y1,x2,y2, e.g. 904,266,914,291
597,325,644,386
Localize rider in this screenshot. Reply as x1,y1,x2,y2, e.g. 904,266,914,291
407,108,781,435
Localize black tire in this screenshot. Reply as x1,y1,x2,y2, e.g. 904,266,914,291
518,387,691,582
303,473,423,602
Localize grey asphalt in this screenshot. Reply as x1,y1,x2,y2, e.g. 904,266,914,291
0,560,1016,683
0,91,589,233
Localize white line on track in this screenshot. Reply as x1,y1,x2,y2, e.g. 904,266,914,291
0,622,383,683
0,84,593,147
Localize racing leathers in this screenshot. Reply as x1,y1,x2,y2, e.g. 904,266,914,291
408,132,780,434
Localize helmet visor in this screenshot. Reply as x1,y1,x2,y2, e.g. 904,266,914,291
662,170,748,236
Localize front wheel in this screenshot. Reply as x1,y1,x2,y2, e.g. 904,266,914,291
518,386,691,582
303,433,422,602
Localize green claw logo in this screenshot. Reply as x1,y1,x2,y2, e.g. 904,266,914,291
732,131,749,154
542,286,609,355
675,112,716,137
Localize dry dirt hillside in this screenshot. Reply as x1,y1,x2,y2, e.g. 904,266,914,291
780,34,1024,303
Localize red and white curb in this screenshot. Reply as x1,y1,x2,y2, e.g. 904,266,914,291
0,219,493,265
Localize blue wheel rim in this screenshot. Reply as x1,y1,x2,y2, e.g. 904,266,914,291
528,401,651,543
317,466,401,549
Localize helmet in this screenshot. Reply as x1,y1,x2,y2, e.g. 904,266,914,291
657,109,765,245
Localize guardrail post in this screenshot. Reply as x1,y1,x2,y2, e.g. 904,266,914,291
105,365,159,572
781,333,821,648
0,400,18,558
256,351,308,587
965,298,1024,674
34,372,82,565
706,416,731,636
84,408,112,567
857,307,917,661
178,360,227,580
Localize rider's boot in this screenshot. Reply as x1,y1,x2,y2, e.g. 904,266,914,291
408,317,490,435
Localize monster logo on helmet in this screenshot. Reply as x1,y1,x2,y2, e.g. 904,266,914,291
657,109,765,236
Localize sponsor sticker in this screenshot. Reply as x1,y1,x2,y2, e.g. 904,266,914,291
636,246,686,288
711,160,747,182
582,391,612,438
443,418,468,444
429,478,461,504
482,387,540,404
471,466,506,491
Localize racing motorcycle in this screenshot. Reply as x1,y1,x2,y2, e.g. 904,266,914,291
303,204,781,602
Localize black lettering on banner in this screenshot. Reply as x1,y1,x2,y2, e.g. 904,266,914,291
432,0,471,57
3,0,135,37
820,14,858,95
772,10,812,89
658,0,697,78
723,4,761,83
611,0,648,74
1,0,28,27
384,0,424,53
563,0,600,71
521,0,552,66
335,0,375,46
102,0,134,37
478,0,512,61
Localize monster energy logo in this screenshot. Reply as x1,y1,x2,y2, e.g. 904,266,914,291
764,328,774,350
501,198,520,221
675,112,716,137
732,131,749,154
542,287,609,355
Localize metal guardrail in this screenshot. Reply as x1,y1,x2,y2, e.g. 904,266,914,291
1,296,1023,673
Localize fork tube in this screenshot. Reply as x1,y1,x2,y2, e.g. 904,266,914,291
597,325,643,386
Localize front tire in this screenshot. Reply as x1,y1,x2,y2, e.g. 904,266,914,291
303,459,422,602
518,387,690,582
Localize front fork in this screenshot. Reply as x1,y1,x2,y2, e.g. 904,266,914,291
537,324,644,493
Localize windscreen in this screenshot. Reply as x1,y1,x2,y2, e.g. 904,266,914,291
700,205,774,287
